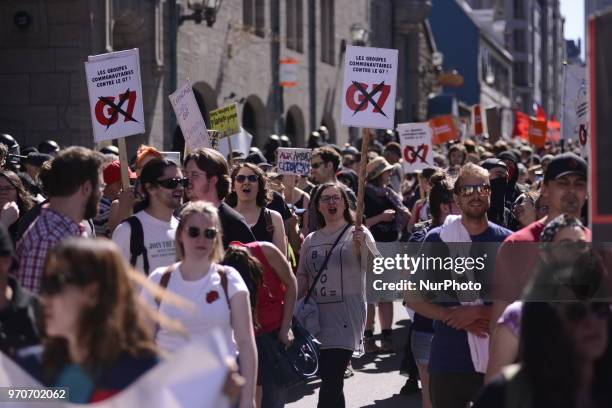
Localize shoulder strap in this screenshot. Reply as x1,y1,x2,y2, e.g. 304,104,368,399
303,224,352,304
217,265,231,308
154,263,176,308
126,216,150,275
263,208,274,233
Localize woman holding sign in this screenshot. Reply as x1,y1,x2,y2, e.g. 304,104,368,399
226,163,287,256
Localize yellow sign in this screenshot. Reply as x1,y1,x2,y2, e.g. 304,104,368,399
209,103,239,138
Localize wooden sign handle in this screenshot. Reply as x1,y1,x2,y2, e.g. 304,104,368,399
117,137,130,191
354,128,371,256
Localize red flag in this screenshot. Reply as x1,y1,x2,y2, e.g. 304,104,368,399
547,119,561,142
533,103,546,120
513,111,530,139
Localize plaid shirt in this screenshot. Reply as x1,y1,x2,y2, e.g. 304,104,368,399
16,208,87,294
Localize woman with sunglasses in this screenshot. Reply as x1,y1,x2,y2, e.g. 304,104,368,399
296,182,377,408
485,214,590,384
142,201,257,408
226,163,287,256
0,170,35,243
18,238,158,403
475,251,612,407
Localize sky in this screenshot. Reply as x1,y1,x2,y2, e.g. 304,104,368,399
560,0,585,59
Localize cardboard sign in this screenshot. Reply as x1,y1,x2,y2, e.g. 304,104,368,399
528,117,547,148
209,103,239,138
280,58,299,87
397,123,433,173
218,127,253,158
169,80,209,151
429,115,459,144
340,45,398,129
85,49,145,143
277,148,312,175
472,104,483,136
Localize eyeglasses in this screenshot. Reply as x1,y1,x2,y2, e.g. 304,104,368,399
311,162,324,169
235,174,258,183
562,302,611,323
40,274,83,296
156,178,189,189
186,226,218,239
456,184,491,197
320,195,342,204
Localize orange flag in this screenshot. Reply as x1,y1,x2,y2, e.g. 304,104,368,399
528,117,547,148
513,111,530,140
429,115,459,144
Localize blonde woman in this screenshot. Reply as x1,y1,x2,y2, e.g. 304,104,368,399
142,201,257,408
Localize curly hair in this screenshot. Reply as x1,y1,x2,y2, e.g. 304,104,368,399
225,162,270,208
0,170,35,214
42,238,156,384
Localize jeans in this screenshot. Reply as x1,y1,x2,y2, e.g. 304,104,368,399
317,348,353,408
256,332,289,408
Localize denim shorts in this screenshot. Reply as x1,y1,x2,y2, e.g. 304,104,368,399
411,330,433,365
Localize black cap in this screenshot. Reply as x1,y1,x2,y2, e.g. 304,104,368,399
0,224,13,257
245,151,271,168
480,158,508,171
24,152,53,167
544,153,587,182
498,151,518,164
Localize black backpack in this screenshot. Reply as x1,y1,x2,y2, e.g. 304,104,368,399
125,216,150,275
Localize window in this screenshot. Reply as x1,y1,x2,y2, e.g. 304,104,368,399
286,0,304,52
514,62,527,86
320,0,335,64
514,0,524,19
243,0,265,37
513,29,525,52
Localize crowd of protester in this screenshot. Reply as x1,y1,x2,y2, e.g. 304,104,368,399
0,128,609,408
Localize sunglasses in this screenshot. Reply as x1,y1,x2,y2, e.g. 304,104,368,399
311,162,324,169
562,302,611,323
235,174,258,183
156,178,189,189
186,226,218,239
40,274,83,296
456,184,491,197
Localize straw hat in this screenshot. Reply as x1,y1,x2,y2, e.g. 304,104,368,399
366,157,394,181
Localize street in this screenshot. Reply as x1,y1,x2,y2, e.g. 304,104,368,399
287,302,423,408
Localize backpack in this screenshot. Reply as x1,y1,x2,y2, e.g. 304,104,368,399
125,216,150,275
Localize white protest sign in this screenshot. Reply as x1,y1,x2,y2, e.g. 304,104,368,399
85,49,145,143
397,122,433,173
341,45,398,130
169,81,209,151
219,127,253,158
0,332,230,408
576,77,589,158
277,148,311,175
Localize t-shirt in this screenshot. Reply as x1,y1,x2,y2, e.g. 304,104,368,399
423,222,512,374
218,202,257,248
112,210,178,274
296,225,375,354
93,196,113,238
141,263,248,356
364,184,399,242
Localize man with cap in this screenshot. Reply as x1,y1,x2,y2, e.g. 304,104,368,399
0,224,41,358
479,158,511,229
491,152,589,330
94,161,137,238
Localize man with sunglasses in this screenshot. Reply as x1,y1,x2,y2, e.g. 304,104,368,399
112,159,186,275
491,152,590,332
407,163,511,408
183,148,256,248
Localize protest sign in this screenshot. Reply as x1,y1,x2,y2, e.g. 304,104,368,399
429,115,459,144
485,107,501,143
280,58,299,87
576,77,589,158
85,49,145,143
547,119,561,142
397,123,433,173
277,148,311,175
209,103,239,138
340,46,398,129
169,80,209,151
0,332,230,408
528,117,547,148
472,104,483,136
218,127,253,159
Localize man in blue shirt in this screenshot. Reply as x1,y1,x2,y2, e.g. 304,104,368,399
407,163,511,408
